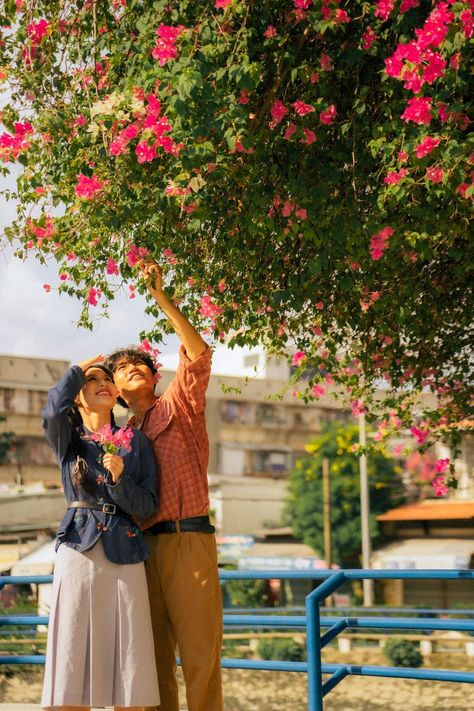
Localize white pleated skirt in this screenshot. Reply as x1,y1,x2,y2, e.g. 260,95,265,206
41,541,160,709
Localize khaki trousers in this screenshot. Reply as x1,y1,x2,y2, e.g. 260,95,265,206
144,531,224,711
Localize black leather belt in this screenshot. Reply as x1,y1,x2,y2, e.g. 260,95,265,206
145,515,215,535
68,500,131,519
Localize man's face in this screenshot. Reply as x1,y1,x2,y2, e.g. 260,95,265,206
112,356,155,401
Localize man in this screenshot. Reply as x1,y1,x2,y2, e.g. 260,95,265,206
104,261,223,711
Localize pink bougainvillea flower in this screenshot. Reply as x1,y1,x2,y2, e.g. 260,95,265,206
312,384,325,398
284,123,297,140
43,284,51,292
397,150,408,163
362,27,378,50
460,9,474,39
370,226,394,260
264,25,277,38
292,351,306,367
106,258,119,275
152,24,185,66
126,243,149,267
400,0,419,12
319,104,337,125
86,424,134,453
435,458,450,474
292,100,315,116
294,0,312,9
135,141,157,163
432,475,448,497
414,136,440,159
86,287,101,307
351,399,365,416
320,53,333,71
410,425,429,444
75,114,87,127
384,168,409,185
139,338,163,381
199,295,224,319
282,200,295,217
295,208,307,219
374,0,395,22
425,166,444,183
215,0,232,8
302,128,317,145
401,96,432,126
75,173,104,199
270,100,288,127
27,18,49,46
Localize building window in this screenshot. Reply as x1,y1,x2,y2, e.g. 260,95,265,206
221,401,253,424
256,403,285,426
254,450,289,477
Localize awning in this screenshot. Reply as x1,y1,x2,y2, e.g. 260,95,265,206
377,500,474,521
372,538,474,570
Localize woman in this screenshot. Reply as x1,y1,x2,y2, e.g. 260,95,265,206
41,354,160,711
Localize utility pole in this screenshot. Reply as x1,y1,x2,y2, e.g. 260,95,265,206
359,412,374,606
322,457,332,607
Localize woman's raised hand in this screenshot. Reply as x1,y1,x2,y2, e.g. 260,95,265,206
78,354,106,372
102,453,124,483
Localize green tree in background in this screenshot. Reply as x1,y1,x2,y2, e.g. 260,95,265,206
283,422,406,567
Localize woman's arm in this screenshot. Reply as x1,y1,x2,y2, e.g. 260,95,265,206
42,366,85,462
42,354,105,462
105,431,157,520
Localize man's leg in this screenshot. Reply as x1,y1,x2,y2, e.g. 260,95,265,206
144,534,180,711
164,532,223,711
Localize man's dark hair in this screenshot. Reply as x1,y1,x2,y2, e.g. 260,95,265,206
104,347,157,376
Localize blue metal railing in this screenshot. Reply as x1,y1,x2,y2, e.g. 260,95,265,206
1,569,474,710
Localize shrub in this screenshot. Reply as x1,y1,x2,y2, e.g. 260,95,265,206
384,637,422,668
257,637,305,662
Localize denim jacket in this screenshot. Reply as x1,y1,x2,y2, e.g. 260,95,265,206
43,365,158,565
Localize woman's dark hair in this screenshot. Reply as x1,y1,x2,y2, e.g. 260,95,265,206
68,406,117,495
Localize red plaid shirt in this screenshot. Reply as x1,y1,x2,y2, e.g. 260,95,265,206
133,345,211,527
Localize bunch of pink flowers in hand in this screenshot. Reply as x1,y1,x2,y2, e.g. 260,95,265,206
86,424,134,454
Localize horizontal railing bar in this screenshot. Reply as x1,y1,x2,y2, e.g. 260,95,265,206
320,616,474,633
220,569,474,581
221,658,308,672
0,576,53,586
223,615,306,627
321,663,474,684
0,617,48,627
2,570,474,587
4,614,473,633
0,655,45,664
224,606,474,615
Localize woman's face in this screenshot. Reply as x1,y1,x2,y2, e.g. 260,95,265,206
76,367,118,413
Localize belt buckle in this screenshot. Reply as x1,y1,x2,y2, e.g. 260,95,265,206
102,503,116,515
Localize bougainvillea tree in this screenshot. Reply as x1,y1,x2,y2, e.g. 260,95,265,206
0,1,473,488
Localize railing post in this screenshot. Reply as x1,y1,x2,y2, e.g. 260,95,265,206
306,571,346,711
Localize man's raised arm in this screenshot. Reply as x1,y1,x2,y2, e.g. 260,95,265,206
139,260,207,362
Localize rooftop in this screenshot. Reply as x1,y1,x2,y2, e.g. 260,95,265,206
377,500,474,522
